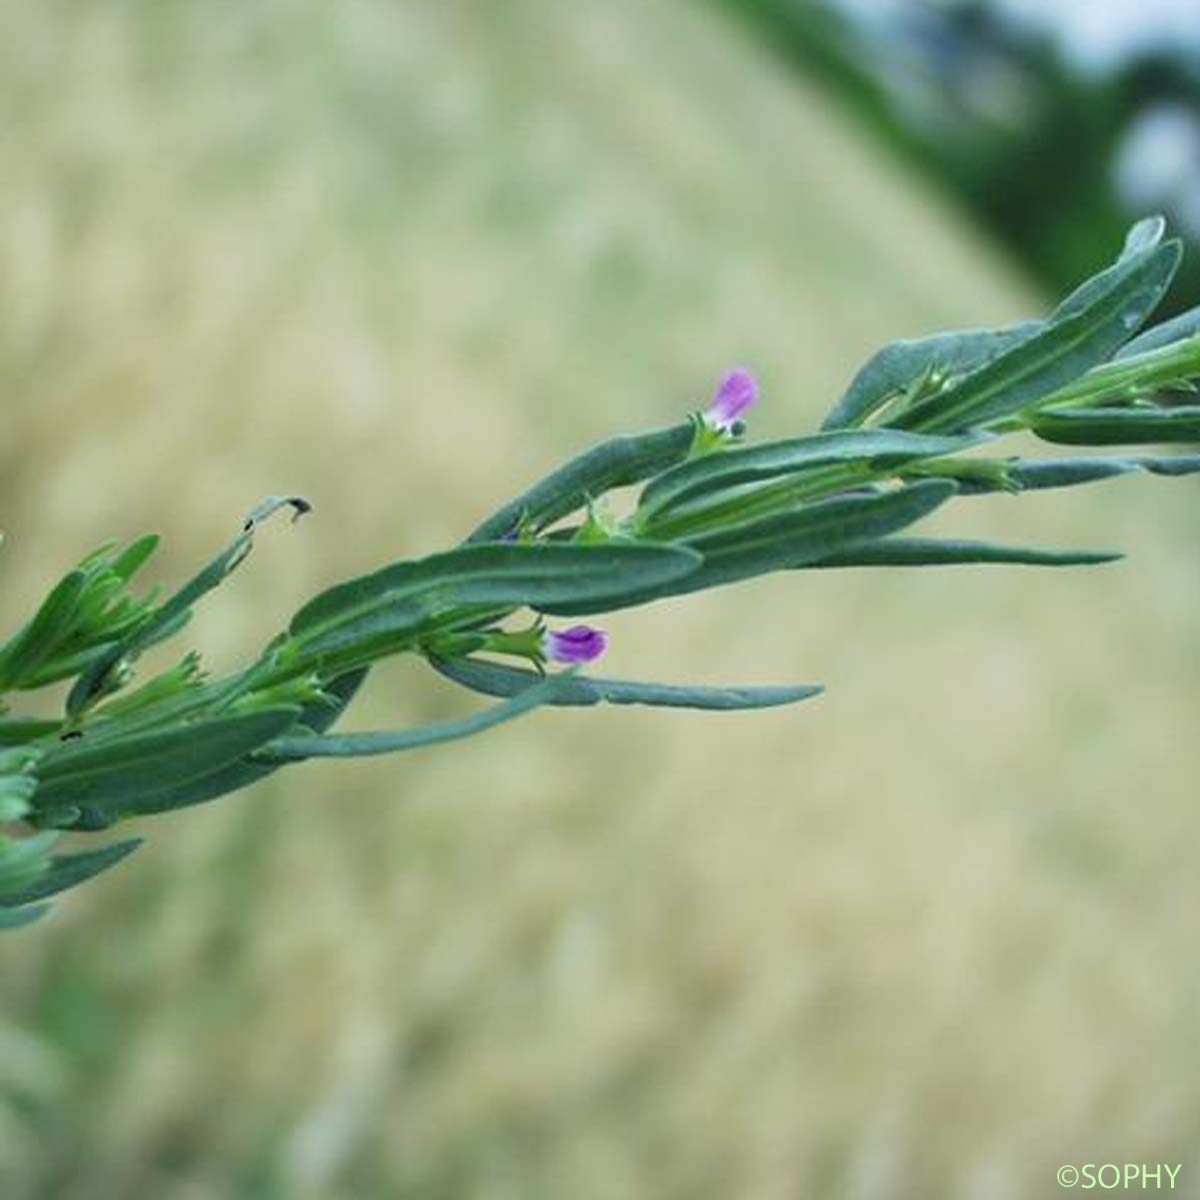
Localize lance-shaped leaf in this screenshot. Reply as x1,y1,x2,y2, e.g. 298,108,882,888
808,538,1121,568
821,322,1041,431
1116,304,1200,360
544,480,957,615
67,496,309,717
256,672,572,762
0,535,163,695
0,570,87,692
466,423,693,542
108,533,160,582
0,838,141,907
430,654,823,710
953,454,1200,493
636,429,979,523
91,667,369,820
681,479,957,587
1031,407,1200,446
20,642,130,692
0,718,61,745
0,904,50,930
1129,454,1200,477
1114,214,1167,260
30,705,302,816
0,831,58,898
1056,215,1166,313
1037,220,1177,328
287,542,702,660
889,238,1182,434
66,666,265,752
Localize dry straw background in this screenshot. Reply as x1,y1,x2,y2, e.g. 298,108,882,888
2,2,1198,1197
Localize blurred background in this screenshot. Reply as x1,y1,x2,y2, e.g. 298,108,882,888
725,0,1200,312
1,1,1198,1196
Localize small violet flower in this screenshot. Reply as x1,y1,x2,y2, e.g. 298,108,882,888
542,624,607,665
706,367,758,431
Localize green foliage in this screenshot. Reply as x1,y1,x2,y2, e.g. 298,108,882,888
885,220,1181,432
820,323,1041,432
634,430,977,534
466,423,695,542
1031,407,1200,445
430,655,823,710
283,543,703,673
2,219,1199,927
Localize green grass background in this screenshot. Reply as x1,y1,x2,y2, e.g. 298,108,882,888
1,2,1199,1196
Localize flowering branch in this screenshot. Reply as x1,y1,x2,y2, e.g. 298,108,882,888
2,217,1199,927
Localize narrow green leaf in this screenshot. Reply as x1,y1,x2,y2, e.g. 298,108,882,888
108,534,159,582
0,571,87,691
291,543,702,635
430,654,823,710
0,542,162,695
1135,454,1200,477
0,831,58,897
0,838,142,907
821,323,1042,431
685,478,957,586
82,668,368,819
1115,215,1167,260
75,540,119,571
809,537,1121,568
1116,304,1200,360
257,673,571,762
0,718,61,745
287,543,702,660
955,454,1200,493
69,667,262,751
0,831,58,871
0,904,50,929
31,706,302,814
998,458,1129,489
1054,216,1167,315
1031,407,1200,446
20,641,124,691
544,480,957,615
637,429,978,522
890,240,1182,433
466,422,693,542
67,496,309,717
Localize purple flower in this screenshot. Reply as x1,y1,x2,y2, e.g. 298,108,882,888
542,624,607,665
706,368,758,429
